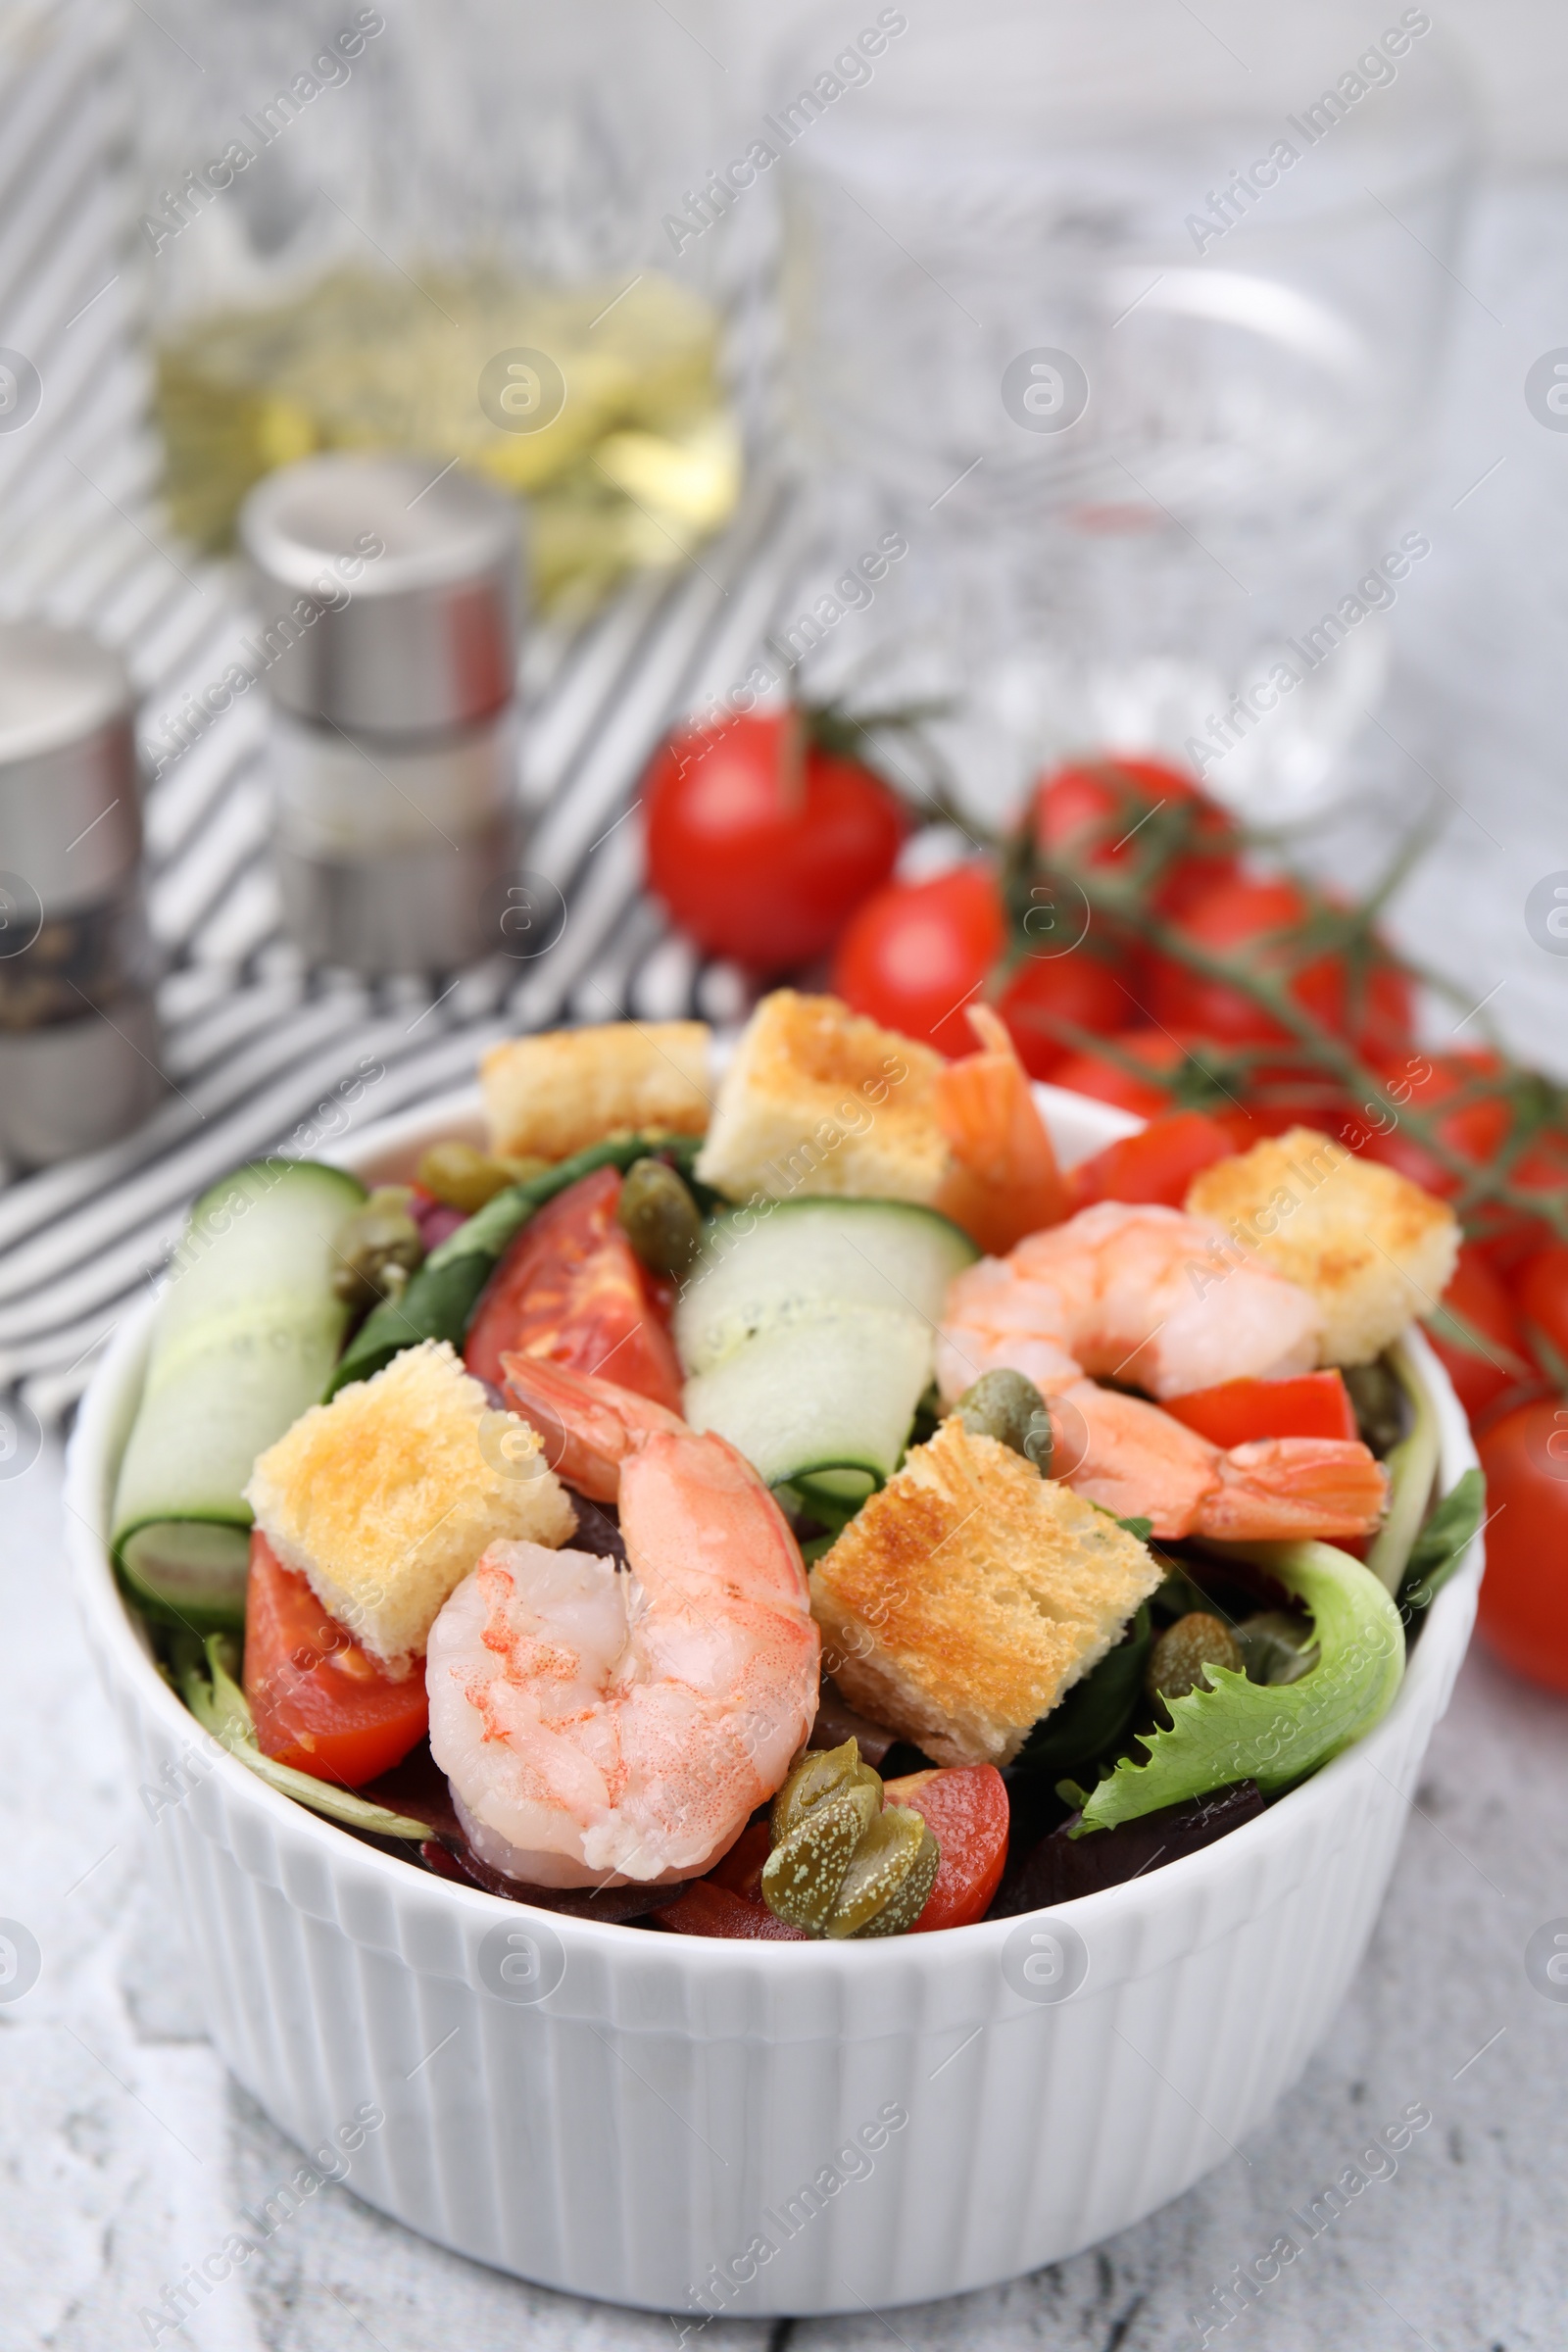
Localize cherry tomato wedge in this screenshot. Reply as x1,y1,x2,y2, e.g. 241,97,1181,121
1476,1399,1568,1691
464,1164,683,1409
243,1532,429,1787
1162,1371,1358,1448
830,862,1006,1056
884,1764,1009,1932
1066,1109,1238,1212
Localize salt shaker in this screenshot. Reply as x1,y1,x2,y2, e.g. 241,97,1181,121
239,453,523,976
0,623,163,1167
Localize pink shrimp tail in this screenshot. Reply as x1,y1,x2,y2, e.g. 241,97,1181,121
932,1004,1067,1253
1195,1439,1390,1542
499,1353,686,1502
1061,1380,1387,1541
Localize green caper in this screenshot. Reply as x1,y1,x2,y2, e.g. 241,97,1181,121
760,1739,941,1938
1145,1611,1244,1721
834,1807,940,1938
771,1737,883,1843
416,1140,549,1215
616,1156,702,1275
953,1368,1052,1473
331,1187,425,1311
761,1786,878,1935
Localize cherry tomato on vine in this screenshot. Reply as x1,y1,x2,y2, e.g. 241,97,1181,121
1051,1027,1200,1120
1066,1109,1240,1211
1033,756,1240,915
1047,1027,1259,1143
1422,1243,1535,1427
831,862,1006,1055
1471,1129,1568,1277
997,949,1141,1080
1514,1246,1568,1379
1476,1399,1568,1692
1352,1051,1511,1201
643,710,906,971
1146,875,1413,1060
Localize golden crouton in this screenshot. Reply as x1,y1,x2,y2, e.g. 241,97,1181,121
1186,1126,1459,1367
244,1341,575,1670
810,1418,1161,1767
480,1020,711,1161
695,990,950,1204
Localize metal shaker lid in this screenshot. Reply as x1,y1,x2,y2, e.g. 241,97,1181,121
238,453,522,738
0,622,139,909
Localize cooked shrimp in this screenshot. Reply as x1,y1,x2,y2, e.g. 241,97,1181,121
425,1359,819,1887
939,1201,1322,1401
1047,1376,1389,1541
938,1201,1387,1541
932,1004,1067,1253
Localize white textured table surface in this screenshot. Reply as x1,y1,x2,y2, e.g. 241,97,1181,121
8,178,1568,2352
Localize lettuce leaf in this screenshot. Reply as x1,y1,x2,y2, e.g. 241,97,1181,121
1399,1466,1485,1612
1076,1541,1404,1834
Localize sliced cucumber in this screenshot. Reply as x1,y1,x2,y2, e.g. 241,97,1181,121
682,1305,934,1492
113,1158,367,1631
674,1198,976,1377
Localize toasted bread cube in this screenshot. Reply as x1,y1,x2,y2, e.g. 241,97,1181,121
695,989,950,1204
480,1020,711,1161
810,1418,1161,1767
244,1341,575,1671
1185,1126,1460,1368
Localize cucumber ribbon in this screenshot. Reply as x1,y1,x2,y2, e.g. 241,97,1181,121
1365,1336,1442,1596
179,1637,429,1840
325,1130,705,1398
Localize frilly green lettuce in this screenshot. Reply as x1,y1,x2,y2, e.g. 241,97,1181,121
1077,1540,1405,1834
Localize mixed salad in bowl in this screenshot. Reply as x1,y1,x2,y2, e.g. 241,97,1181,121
110,989,1484,1942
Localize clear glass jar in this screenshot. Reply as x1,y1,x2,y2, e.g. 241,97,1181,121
128,0,743,620
776,0,1477,825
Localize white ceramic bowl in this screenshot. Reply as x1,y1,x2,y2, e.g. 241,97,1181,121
64,1085,1482,2318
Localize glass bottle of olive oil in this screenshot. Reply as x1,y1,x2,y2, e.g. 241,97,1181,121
130,0,743,618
